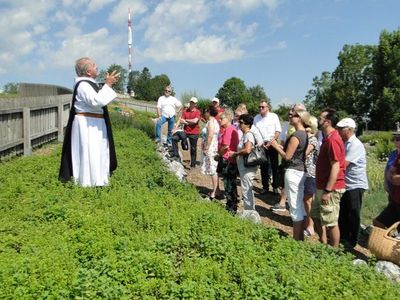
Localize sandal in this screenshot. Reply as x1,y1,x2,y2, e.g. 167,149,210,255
304,228,314,237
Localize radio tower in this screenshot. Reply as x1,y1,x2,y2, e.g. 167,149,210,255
127,9,133,96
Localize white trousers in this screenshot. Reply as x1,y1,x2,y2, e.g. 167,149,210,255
71,115,110,187
284,168,306,222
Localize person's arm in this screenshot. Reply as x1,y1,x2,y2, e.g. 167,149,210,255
204,121,214,154
321,160,340,204
270,136,299,161
185,117,199,125
305,143,314,157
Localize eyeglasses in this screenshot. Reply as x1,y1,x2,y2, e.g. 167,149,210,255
164,90,172,93
288,113,299,118
259,106,266,109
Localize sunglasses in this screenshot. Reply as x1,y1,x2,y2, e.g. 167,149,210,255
164,90,172,93
288,113,299,118
259,106,266,109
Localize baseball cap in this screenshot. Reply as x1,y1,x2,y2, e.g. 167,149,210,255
189,97,198,103
212,97,219,104
337,117,356,129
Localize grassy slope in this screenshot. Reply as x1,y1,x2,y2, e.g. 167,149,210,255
0,120,399,298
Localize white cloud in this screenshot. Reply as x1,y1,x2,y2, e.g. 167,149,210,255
142,0,252,63
48,28,123,68
144,35,244,63
222,0,280,14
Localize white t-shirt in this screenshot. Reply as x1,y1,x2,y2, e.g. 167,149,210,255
157,95,182,118
253,112,282,142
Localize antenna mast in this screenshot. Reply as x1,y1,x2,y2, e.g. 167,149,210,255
127,8,133,96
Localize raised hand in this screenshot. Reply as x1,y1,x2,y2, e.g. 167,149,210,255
105,70,120,87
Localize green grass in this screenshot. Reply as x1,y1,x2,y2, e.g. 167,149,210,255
0,113,399,298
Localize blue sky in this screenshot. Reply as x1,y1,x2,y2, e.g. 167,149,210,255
0,0,399,107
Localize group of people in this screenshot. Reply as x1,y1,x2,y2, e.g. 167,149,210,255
59,58,399,250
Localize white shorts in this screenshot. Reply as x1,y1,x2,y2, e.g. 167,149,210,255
284,168,306,222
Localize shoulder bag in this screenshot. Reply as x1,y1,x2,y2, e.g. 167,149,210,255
243,132,268,167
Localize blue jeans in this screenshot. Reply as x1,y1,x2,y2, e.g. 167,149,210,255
155,115,175,145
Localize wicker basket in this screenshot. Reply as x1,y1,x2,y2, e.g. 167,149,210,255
368,221,400,265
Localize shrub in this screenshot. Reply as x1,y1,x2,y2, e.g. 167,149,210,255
0,118,399,298
360,131,394,160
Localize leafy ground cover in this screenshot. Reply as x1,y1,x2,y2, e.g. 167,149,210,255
0,115,399,299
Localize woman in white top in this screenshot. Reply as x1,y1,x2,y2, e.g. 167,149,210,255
231,114,260,220
201,106,220,199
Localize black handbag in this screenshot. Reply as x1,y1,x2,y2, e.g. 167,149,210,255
243,132,268,167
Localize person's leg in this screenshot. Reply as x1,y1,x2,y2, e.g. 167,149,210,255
240,168,257,210
311,189,327,244
328,225,340,248
224,174,238,213
260,157,270,192
155,115,167,143
324,189,344,248
210,174,219,198
269,148,279,192
338,191,351,244
170,133,181,158
166,117,175,145
347,189,364,247
188,135,198,167
303,193,315,235
285,169,306,241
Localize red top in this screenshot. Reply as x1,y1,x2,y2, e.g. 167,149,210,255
181,108,201,135
316,130,346,190
219,125,239,163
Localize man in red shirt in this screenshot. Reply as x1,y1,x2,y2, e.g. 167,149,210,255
172,97,201,168
311,108,346,248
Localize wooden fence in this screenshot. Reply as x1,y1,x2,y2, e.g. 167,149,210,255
0,95,71,161
0,94,157,161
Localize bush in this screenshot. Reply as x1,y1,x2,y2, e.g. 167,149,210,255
359,131,394,160
0,118,399,298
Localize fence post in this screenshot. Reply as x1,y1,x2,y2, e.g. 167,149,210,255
58,101,64,142
23,107,32,156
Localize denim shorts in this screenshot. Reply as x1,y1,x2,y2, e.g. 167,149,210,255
304,176,316,195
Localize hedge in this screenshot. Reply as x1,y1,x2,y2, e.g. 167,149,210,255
0,116,399,299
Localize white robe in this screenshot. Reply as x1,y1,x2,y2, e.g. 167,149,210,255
71,78,116,187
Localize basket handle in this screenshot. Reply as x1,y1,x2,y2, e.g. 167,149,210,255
384,221,400,242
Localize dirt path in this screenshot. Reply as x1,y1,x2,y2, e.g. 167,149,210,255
178,138,371,260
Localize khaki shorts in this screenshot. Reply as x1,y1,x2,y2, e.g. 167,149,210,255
311,189,345,227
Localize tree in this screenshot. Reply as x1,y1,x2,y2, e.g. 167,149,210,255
107,64,127,93
216,77,250,109
329,44,376,127
370,29,400,130
273,104,292,121
2,82,19,94
304,71,333,115
246,85,269,115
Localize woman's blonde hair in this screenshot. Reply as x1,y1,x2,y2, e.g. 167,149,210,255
235,103,248,115
295,109,311,128
307,115,318,135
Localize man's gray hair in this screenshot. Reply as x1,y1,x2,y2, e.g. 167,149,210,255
75,57,92,77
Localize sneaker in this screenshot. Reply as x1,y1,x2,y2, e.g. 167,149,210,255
271,203,286,212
